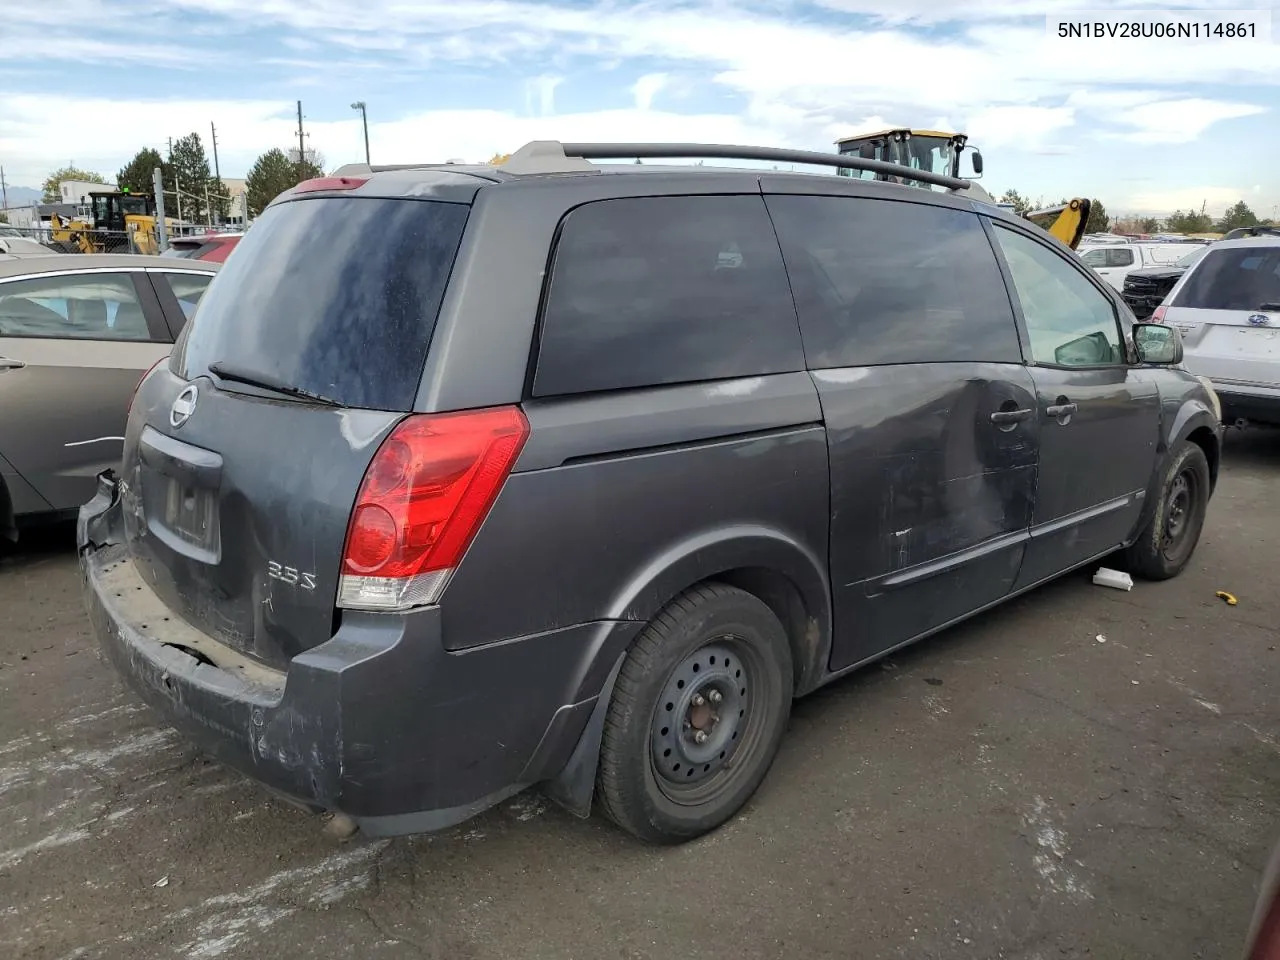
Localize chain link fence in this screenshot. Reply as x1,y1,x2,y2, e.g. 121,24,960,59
0,222,227,256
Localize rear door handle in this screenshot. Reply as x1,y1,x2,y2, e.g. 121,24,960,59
1046,402,1077,419
989,408,1033,425
0,357,26,371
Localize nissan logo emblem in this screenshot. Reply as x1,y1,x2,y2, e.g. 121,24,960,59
169,385,198,428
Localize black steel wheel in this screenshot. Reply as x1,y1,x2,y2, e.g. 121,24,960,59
1124,441,1211,580
596,583,793,843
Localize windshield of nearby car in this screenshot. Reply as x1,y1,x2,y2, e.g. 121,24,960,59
1173,246,1280,311
1176,246,1209,268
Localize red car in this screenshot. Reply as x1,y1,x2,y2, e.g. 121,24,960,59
161,232,242,263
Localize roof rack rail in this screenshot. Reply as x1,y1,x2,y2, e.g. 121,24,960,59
498,140,971,191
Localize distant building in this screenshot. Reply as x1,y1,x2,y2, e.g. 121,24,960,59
0,202,80,239
220,178,248,226
60,180,117,207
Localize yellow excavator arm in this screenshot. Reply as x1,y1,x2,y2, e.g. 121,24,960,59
1024,199,1092,251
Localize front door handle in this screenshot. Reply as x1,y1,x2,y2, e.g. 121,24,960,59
989,407,1033,425
0,357,26,371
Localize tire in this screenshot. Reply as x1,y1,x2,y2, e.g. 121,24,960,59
1123,441,1211,580
595,582,793,844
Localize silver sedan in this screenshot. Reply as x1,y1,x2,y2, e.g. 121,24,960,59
0,254,219,540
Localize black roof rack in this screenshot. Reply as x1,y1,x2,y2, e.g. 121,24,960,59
497,140,972,191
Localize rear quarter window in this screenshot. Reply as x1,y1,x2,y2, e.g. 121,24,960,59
1173,247,1280,311
532,195,804,397
765,195,1022,368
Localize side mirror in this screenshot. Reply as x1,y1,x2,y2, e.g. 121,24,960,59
970,150,984,176
1133,322,1183,365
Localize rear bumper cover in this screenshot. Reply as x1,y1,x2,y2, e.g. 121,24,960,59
1209,380,1280,425
78,472,641,836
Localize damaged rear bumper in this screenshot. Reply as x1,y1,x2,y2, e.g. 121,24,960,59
77,472,640,836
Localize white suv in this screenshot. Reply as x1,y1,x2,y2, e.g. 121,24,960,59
1157,236,1280,426
1079,241,1205,292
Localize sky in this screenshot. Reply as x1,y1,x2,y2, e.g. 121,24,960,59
1,0,1278,218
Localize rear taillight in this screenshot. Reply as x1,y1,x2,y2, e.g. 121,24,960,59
130,356,167,411
1151,305,1167,323
338,406,530,612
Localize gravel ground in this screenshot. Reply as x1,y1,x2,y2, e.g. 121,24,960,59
1,429,1278,960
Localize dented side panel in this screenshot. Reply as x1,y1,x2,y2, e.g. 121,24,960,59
818,362,1041,671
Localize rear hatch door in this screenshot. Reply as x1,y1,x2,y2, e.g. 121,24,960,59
122,192,470,668
1166,244,1280,386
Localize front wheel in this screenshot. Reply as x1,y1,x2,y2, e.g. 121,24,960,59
1123,441,1211,580
595,583,793,844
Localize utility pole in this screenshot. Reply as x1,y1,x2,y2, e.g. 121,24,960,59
152,166,168,252
1,166,7,209
296,100,306,180
351,101,370,164
210,121,222,225
167,137,173,160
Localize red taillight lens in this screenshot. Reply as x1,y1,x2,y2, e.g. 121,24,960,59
131,356,167,411
1151,305,1168,324
338,406,530,611
292,176,367,194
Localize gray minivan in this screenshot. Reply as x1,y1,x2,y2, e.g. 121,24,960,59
78,143,1222,844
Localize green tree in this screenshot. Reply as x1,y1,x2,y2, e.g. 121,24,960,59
244,148,324,217
41,166,107,203
1139,216,1161,233
998,189,1032,216
1166,209,1214,234
1084,199,1108,234
169,132,226,223
1217,200,1259,232
0,213,8,224
117,147,170,197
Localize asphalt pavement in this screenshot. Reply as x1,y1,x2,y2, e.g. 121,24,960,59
2,429,1278,960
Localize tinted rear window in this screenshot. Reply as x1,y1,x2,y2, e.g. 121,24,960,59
177,196,468,410
1173,246,1280,311
766,195,1021,368
533,195,803,397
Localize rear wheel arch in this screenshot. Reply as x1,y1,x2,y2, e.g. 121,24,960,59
602,530,832,694
0,475,14,543
543,549,833,822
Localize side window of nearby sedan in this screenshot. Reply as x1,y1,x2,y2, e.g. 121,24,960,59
0,272,153,341
994,225,1126,367
153,272,214,334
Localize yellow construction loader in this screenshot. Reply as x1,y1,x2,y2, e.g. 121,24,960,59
834,128,1092,250
48,190,177,254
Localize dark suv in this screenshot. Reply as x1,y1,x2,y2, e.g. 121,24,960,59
78,142,1223,845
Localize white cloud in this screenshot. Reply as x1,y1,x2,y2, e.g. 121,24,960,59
524,75,563,116
1110,98,1268,143
965,106,1076,150
632,73,668,111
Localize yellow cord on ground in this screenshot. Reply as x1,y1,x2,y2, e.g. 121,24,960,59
1215,591,1238,606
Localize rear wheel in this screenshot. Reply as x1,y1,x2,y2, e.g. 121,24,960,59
595,583,793,844
1123,441,1211,580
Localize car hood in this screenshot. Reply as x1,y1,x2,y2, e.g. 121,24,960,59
1125,265,1187,282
